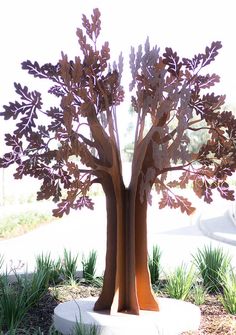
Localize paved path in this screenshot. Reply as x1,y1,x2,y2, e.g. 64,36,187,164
0,194,236,276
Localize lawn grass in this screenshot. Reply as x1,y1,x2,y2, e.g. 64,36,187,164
0,210,53,239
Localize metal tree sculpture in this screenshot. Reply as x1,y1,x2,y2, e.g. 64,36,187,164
1,9,236,315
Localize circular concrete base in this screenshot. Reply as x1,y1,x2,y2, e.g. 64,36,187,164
54,297,201,335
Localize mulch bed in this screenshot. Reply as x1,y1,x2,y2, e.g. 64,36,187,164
18,285,236,334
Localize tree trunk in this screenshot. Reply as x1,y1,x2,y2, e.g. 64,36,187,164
94,173,159,314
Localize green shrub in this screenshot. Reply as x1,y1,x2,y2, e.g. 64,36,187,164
221,268,236,314
0,268,49,331
193,244,231,293
82,250,97,283
0,277,28,330
165,263,195,300
191,282,206,305
35,253,62,284
20,270,50,306
73,321,100,335
148,245,161,285
62,249,78,282
72,303,100,335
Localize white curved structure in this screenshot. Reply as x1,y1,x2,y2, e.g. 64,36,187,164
54,297,201,335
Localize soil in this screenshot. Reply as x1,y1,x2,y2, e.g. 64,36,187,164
19,284,236,335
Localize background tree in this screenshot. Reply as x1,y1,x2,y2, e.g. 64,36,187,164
0,8,236,315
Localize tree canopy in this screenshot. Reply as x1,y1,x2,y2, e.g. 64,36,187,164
0,8,235,217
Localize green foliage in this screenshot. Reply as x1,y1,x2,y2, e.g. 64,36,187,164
21,271,49,306
148,245,161,285
35,253,62,285
0,267,49,331
193,244,231,293
82,250,97,283
0,211,52,239
0,276,28,330
1,245,236,332
221,268,236,314
62,249,79,282
190,282,206,305
165,263,195,300
73,320,100,335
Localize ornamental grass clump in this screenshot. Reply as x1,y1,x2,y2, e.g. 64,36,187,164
35,253,62,285
165,263,195,300
0,275,29,331
73,321,100,335
190,282,207,305
82,250,97,283
193,244,232,293
221,268,236,314
148,245,162,285
0,268,49,331
61,249,79,282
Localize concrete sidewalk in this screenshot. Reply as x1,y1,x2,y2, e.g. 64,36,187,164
0,195,236,275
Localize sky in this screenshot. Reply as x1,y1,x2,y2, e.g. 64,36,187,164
0,0,236,149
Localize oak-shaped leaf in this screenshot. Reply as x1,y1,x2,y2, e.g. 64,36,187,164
38,125,50,138
1,83,41,122
47,107,64,132
73,195,94,210
201,41,222,68
163,47,182,77
159,191,195,215
215,165,234,179
15,110,38,137
1,101,26,120
22,60,60,82
197,73,220,89
0,152,19,168
168,171,192,189
182,54,202,72
159,190,195,215
66,162,80,178
82,8,101,41
217,182,235,201
13,163,27,179
56,167,72,189
175,195,195,215
99,41,110,71
159,191,177,210
0,134,23,167
216,111,236,134
48,85,65,97
53,200,71,218
59,53,73,86
203,187,213,203
166,180,179,188
4,133,22,149
22,60,48,79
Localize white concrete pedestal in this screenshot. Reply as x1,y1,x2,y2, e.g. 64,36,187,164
54,297,201,335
